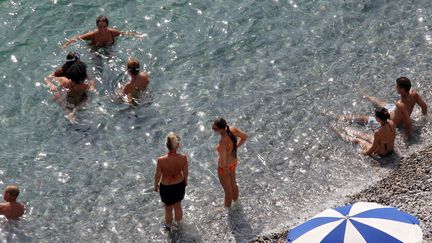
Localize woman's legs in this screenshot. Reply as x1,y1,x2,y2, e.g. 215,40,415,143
218,172,233,207
164,205,174,225
229,172,239,202
173,201,183,222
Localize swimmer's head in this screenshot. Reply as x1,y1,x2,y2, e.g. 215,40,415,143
66,51,80,63
96,15,109,29
166,132,181,151
396,77,411,93
4,185,20,202
212,118,227,131
127,58,140,75
375,107,390,122
65,61,87,83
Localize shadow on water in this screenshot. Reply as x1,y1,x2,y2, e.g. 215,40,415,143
0,220,34,242
166,221,203,243
228,203,256,242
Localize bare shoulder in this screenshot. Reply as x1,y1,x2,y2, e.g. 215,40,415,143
109,28,122,36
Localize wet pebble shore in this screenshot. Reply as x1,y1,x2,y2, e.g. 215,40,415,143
253,146,432,242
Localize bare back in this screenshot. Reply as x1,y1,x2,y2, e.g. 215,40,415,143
123,72,149,97
0,202,25,219
391,90,424,125
373,120,396,156
157,154,187,185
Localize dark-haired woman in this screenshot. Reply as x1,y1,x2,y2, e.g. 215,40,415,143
122,58,149,102
212,118,248,207
154,133,188,227
62,15,145,48
332,107,396,156
45,60,95,121
45,51,80,91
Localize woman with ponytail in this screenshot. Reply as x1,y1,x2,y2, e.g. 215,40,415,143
122,58,149,102
212,118,248,207
154,133,188,228
332,107,396,156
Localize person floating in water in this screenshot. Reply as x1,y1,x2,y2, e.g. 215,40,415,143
212,118,248,208
331,77,427,139
0,185,25,219
332,107,396,156
62,15,146,48
44,60,95,121
154,133,188,229
117,58,150,103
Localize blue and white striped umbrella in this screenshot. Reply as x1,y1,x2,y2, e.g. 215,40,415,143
287,202,422,243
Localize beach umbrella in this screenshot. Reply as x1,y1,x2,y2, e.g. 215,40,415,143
287,202,422,243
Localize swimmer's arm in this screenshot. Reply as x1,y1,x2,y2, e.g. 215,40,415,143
414,91,428,115
115,28,147,38
182,156,189,187
44,75,59,92
397,102,412,138
231,127,248,148
154,159,162,192
363,133,379,155
62,31,94,48
57,77,72,89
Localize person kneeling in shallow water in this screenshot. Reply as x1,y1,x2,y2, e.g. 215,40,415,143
332,107,396,156
0,185,25,219
154,133,188,229
116,58,149,104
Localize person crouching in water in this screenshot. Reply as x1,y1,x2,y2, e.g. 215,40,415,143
212,118,248,207
0,185,25,219
45,60,95,121
332,107,396,156
119,58,149,104
154,133,188,228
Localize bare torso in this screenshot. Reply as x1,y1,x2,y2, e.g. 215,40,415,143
123,72,149,97
391,91,418,125
373,120,396,156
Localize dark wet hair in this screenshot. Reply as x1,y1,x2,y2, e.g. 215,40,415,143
5,185,20,198
96,15,109,26
65,61,87,83
396,77,411,92
127,58,140,75
375,107,390,122
55,52,80,77
213,118,237,157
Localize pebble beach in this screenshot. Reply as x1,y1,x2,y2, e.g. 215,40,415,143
254,146,432,243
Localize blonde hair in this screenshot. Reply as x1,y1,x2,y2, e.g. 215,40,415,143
166,132,180,150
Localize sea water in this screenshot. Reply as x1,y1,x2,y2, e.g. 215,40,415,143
0,0,432,241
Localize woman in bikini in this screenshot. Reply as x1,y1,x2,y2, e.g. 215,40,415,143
121,58,149,103
212,118,248,208
154,133,188,228
332,107,396,156
62,15,145,48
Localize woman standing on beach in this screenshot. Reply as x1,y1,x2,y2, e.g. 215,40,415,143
154,133,188,227
212,118,248,207
62,15,145,48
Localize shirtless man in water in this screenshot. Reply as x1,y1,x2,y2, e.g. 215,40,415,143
363,77,427,138
0,185,25,219
328,77,427,139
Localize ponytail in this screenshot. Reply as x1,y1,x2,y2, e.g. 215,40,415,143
226,125,238,157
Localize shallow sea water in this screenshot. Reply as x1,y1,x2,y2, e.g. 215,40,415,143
1,0,432,242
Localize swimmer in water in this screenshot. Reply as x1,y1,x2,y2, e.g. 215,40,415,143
154,133,188,228
62,15,146,48
331,107,396,156
45,51,81,91
0,185,25,220
118,58,149,103
212,118,248,208
44,60,96,122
